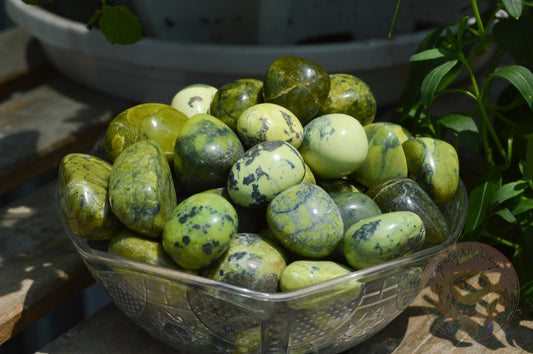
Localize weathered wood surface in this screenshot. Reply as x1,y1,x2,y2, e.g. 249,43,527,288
0,27,135,344
37,297,533,353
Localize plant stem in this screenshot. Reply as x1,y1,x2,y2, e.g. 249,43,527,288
481,231,520,249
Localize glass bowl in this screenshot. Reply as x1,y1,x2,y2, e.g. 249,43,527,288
60,179,467,353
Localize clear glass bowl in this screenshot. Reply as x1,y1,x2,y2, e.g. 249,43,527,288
60,179,467,353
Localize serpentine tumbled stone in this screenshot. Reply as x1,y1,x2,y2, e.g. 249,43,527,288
109,140,177,238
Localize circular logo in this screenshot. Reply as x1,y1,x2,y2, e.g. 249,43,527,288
420,242,519,341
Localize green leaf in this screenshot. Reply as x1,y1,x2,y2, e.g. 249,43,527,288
490,180,529,209
98,5,142,45
527,135,533,180
494,208,517,223
438,114,479,134
489,65,533,110
410,48,449,62
462,169,502,239
502,0,523,19
512,197,533,215
388,0,404,38
421,59,458,106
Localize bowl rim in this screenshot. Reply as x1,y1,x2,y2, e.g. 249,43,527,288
61,178,468,302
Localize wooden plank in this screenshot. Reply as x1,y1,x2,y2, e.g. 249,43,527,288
0,27,56,99
0,180,94,345
0,77,134,196
37,296,533,353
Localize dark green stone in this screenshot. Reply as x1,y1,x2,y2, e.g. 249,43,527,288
332,192,382,233
209,78,263,131
173,113,244,194
58,153,122,240
367,177,449,245
263,56,330,126
109,140,177,238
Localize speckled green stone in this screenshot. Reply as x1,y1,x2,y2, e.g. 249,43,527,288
204,233,286,292
171,83,218,117
318,73,377,126
367,177,449,244
350,122,408,187
402,137,459,204
162,193,238,270
109,140,177,238
318,178,362,197
58,153,121,240
108,229,182,269
280,260,352,292
299,113,368,179
227,140,306,208
302,162,317,184
267,183,344,258
343,211,425,269
263,56,330,126
381,122,413,144
104,103,189,163
173,113,244,194
236,103,303,148
332,192,382,233
209,79,263,131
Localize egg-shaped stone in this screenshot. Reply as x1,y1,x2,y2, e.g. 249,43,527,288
350,122,408,187
171,83,218,117
367,177,449,244
204,233,286,292
402,137,459,204
344,211,425,269
104,103,189,163
236,103,303,149
267,183,344,258
173,113,244,194
263,56,330,126
299,113,368,179
280,260,352,292
108,229,182,269
162,192,238,270
58,153,122,240
209,78,263,131
332,192,382,233
382,122,413,144
227,140,305,208
109,140,177,238
318,73,377,126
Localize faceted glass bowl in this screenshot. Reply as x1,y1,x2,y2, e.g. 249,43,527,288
61,179,467,353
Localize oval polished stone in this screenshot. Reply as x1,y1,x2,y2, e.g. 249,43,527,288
344,211,425,269
267,183,344,258
263,56,330,126
402,137,459,204
173,113,244,194
58,153,122,240
204,233,286,292
332,191,382,233
236,103,304,148
210,78,263,131
280,260,352,292
367,177,449,244
318,73,377,126
350,122,408,187
162,192,238,270
109,140,177,238
104,103,189,163
227,140,306,208
171,83,218,117
301,162,317,184
299,113,368,179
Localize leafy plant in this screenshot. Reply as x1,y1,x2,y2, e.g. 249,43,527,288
22,0,142,44
391,0,533,304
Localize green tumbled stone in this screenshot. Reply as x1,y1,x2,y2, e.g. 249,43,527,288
350,122,408,187
367,177,449,244
332,192,382,233
402,137,459,204
174,113,244,194
204,233,286,292
162,192,238,270
267,183,344,258
263,56,330,126
58,153,122,240
318,73,377,126
109,140,177,238
210,78,263,131
344,211,425,269
280,260,352,291
104,103,188,163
